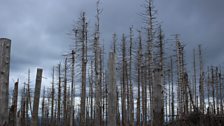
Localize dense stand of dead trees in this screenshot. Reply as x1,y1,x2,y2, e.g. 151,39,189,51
1,0,224,126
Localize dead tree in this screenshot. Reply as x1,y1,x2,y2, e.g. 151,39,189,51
141,63,147,126
89,61,94,126
73,12,88,126
51,67,55,126
175,35,188,116
0,38,11,125
215,67,218,114
93,1,102,125
170,57,175,121
63,58,68,126
20,84,26,126
99,48,105,126
108,52,116,126
144,0,155,121
27,69,32,113
26,69,32,126
136,31,142,126
70,50,76,126
129,26,134,126
219,69,223,114
207,67,210,113
151,27,164,126
198,45,205,113
9,81,19,126
193,49,197,108
57,64,62,125
42,87,46,126
116,87,120,126
31,68,43,126
121,34,128,126
152,68,164,126
112,34,120,126
211,67,215,114
168,60,171,121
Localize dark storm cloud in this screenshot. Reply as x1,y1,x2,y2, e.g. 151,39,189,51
154,0,224,66
0,0,223,86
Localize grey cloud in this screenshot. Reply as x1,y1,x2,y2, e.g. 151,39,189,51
0,0,223,87
153,0,224,66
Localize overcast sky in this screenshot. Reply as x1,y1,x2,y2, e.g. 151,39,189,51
0,0,223,89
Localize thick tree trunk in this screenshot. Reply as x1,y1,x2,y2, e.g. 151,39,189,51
94,1,102,125
152,68,164,126
108,52,116,126
0,38,11,125
31,68,43,126
152,27,164,126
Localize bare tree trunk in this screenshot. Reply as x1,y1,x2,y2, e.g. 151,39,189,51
21,85,26,126
145,1,155,122
9,81,19,126
28,70,32,108
89,61,94,126
31,68,43,126
25,86,29,126
193,49,197,109
80,12,88,126
176,35,186,116
100,49,104,126
136,31,142,126
141,64,147,126
220,69,223,114
46,95,50,126
198,45,205,113
168,62,171,121
152,27,164,126
57,64,62,125
94,1,102,125
170,57,175,121
207,67,210,114
42,87,46,126
108,52,116,126
51,67,55,126
152,68,164,126
129,27,134,126
63,58,68,126
212,67,215,114
27,69,32,126
70,50,76,126
0,38,11,125
215,67,218,114
121,34,127,126
116,87,120,126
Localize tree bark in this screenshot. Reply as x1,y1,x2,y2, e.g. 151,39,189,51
31,68,43,126
0,38,11,125
108,52,116,126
